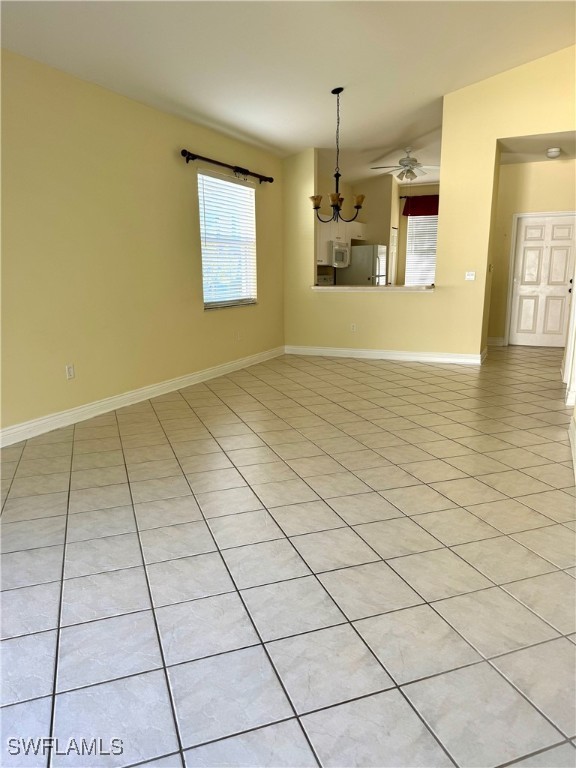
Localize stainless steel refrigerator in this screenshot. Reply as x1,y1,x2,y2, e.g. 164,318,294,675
335,244,387,285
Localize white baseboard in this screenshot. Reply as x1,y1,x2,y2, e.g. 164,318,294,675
1,347,284,447
284,345,484,366
569,416,576,485
488,337,507,347
566,388,576,407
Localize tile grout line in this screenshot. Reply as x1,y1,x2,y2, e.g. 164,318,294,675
145,397,325,768
112,408,187,768
7,629,575,716
0,436,30,515
170,358,568,746
46,423,75,768
195,363,573,753
6,505,576,643
176,378,463,767
2,503,568,558
2,348,573,768
496,739,576,768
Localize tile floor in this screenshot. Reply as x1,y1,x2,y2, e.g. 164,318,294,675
1,346,576,768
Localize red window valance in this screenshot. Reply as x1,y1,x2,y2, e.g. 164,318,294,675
402,195,439,216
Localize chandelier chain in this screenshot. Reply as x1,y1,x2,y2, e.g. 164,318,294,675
335,91,340,174
309,86,364,223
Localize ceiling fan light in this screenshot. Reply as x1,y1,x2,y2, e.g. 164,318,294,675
405,169,417,181
398,170,406,180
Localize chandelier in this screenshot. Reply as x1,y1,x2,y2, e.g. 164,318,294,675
310,87,365,223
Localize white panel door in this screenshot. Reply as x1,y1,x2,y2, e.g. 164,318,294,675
509,215,575,347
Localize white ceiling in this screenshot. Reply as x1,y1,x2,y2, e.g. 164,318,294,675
2,1,575,183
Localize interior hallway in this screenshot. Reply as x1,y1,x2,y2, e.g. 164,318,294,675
1,346,575,768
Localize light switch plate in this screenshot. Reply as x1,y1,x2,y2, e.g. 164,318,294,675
465,271,476,281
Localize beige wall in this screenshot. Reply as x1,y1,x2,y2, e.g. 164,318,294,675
283,149,317,337
351,174,399,249
488,159,576,339
1,51,284,427
284,46,576,355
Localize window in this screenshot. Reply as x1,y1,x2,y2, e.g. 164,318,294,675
405,215,437,286
197,171,257,309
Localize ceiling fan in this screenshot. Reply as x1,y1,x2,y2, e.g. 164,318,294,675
371,147,440,181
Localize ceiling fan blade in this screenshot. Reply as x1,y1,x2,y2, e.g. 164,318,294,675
414,167,428,176
370,165,402,170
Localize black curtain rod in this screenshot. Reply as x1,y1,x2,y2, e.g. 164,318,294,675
180,149,274,184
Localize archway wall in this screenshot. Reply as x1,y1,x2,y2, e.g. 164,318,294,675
283,46,575,358
487,160,576,344
439,45,575,354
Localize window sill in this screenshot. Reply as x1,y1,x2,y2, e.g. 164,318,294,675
311,285,435,293
204,300,258,310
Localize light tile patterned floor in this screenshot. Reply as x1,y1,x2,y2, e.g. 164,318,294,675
1,346,576,768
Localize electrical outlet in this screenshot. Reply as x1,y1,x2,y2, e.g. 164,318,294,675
65,364,75,380
351,323,357,332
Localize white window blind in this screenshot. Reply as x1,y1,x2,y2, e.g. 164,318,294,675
197,171,257,309
405,215,437,286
